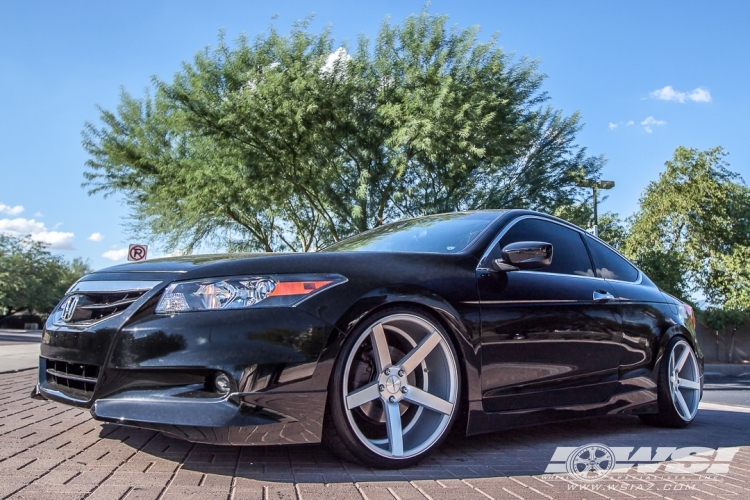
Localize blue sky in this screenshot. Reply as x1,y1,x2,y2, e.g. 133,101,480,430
1,1,748,270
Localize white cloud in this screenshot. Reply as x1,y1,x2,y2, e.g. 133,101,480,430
88,232,105,242
33,231,75,249
321,47,352,75
608,120,635,130
688,87,712,102
34,211,43,217
0,217,75,250
650,85,712,103
102,248,128,261
641,116,667,134
0,217,45,234
641,116,666,126
0,203,24,216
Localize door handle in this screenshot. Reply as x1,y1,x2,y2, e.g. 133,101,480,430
593,290,615,301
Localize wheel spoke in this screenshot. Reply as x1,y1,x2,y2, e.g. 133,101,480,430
404,387,453,415
345,381,381,410
669,352,675,376
674,346,690,373
370,323,392,373
400,330,441,375
384,401,403,456
678,378,700,391
673,388,691,418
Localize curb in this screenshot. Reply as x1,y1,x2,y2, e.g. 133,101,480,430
704,363,750,378
0,366,36,375
699,401,750,413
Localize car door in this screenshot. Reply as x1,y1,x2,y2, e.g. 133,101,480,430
583,235,667,377
477,216,623,412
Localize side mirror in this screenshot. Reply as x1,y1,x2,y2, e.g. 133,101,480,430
492,241,553,272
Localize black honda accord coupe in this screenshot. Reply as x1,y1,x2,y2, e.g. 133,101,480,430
33,210,703,468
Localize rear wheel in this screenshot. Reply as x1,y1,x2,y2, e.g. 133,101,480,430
324,308,460,468
640,337,701,428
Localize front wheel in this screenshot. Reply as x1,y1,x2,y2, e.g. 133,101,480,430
640,336,702,428
324,308,461,468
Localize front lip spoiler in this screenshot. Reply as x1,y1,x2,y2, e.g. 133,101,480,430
91,393,253,428
88,388,326,446
35,383,92,408
88,385,298,428
30,384,45,401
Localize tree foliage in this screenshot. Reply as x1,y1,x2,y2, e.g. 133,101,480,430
622,146,750,305
699,307,750,332
0,235,92,318
83,11,602,253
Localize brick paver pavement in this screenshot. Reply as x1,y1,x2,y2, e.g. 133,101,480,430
2,369,750,499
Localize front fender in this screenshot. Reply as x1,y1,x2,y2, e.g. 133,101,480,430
306,285,482,417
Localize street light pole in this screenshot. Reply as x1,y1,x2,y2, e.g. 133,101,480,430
592,180,614,237
593,184,598,237
575,178,615,237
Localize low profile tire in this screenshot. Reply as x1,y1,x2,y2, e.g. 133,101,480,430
639,336,702,428
324,307,461,468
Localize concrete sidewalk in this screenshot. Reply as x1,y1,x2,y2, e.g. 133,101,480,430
0,343,39,373
0,329,41,373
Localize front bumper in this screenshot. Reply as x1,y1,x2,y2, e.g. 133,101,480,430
35,305,339,445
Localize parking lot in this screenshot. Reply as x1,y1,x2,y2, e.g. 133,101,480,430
1,368,749,500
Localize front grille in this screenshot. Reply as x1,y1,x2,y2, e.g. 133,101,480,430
45,359,100,400
59,290,149,326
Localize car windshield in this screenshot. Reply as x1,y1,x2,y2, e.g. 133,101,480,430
323,212,501,254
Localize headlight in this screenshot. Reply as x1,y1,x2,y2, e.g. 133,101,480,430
155,274,345,314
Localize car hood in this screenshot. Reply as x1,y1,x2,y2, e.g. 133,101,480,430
93,253,280,273
84,251,477,285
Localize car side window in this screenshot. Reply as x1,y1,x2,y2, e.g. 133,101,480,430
493,218,594,277
585,236,639,282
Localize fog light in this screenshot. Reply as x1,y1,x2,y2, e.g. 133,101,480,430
214,373,231,394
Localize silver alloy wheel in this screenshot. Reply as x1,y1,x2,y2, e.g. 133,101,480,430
668,339,701,421
342,313,458,459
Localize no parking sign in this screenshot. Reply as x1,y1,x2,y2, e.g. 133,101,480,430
128,244,148,261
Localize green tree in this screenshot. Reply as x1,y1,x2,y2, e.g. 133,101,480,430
622,146,750,304
83,11,602,253
0,235,91,318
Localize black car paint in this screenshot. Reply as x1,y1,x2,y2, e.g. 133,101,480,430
33,210,702,445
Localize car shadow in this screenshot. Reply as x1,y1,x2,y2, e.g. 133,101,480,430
97,409,750,483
